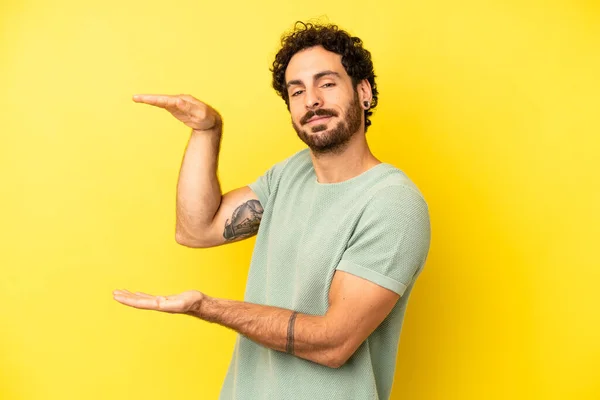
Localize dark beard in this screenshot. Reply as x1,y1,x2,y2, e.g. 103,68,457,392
292,92,363,156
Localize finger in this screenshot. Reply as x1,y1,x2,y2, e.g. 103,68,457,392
172,97,192,114
113,289,157,301
132,94,178,109
175,98,210,123
134,291,155,298
179,94,202,105
113,289,132,296
160,97,196,118
178,95,209,116
113,292,159,310
114,289,137,296
113,289,157,298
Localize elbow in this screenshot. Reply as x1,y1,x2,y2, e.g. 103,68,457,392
320,350,350,369
315,342,354,369
322,359,344,369
175,230,207,248
308,324,358,368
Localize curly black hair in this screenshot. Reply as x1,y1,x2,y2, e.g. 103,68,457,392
271,21,379,132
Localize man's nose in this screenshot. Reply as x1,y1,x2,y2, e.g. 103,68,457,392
304,89,323,110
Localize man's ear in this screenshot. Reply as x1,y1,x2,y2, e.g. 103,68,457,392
357,79,372,108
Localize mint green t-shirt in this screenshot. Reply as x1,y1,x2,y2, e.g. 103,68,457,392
220,148,431,400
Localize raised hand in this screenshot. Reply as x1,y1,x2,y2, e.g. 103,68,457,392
132,94,222,132
113,289,204,314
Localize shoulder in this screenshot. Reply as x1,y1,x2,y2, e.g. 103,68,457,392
269,148,311,174
365,164,429,213
254,148,310,183
283,147,312,169
264,148,313,187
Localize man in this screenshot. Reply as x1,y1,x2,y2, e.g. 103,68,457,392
114,21,431,400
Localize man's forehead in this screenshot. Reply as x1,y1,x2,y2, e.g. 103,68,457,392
285,46,345,82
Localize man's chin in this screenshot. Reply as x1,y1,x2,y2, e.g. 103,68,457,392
309,125,329,133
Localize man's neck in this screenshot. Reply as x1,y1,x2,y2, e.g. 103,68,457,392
309,134,381,184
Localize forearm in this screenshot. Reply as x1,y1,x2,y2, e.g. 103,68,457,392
188,296,347,368
175,124,223,243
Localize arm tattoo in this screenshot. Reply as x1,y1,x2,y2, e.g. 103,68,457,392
223,200,264,241
286,311,298,355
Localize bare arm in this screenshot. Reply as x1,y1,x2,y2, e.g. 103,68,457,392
192,270,399,368
132,94,263,248
175,128,264,247
113,270,399,368
174,126,223,246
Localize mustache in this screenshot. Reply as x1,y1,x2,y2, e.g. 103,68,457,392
300,108,338,125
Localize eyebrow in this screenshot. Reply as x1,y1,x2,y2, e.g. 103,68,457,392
286,70,340,88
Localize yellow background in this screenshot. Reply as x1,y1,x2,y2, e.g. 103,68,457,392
1,0,598,398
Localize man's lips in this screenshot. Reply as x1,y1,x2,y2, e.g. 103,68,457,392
306,115,332,124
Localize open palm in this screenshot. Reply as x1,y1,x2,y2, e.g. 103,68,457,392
113,289,203,314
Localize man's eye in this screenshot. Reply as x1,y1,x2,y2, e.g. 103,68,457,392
291,90,304,97
321,83,335,88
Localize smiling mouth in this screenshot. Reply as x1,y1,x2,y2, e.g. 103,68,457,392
307,116,332,124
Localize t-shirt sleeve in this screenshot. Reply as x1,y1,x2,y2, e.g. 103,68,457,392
336,184,431,296
247,157,290,208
